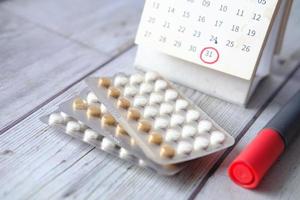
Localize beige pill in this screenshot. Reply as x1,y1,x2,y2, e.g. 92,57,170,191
117,97,131,110
101,114,116,126
137,120,151,133
107,87,121,98
116,124,128,136
127,108,141,121
148,132,163,145
160,144,175,158
73,98,88,110
87,105,101,118
98,77,111,88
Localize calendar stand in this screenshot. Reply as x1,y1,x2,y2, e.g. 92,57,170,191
134,0,292,106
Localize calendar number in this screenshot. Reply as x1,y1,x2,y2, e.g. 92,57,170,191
144,31,152,38
163,21,171,28
236,9,244,17
168,7,175,13
226,40,234,47
200,47,220,64
152,2,160,9
193,30,201,38
214,20,223,28
231,25,240,32
159,36,167,43
182,11,190,18
178,26,186,33
247,29,256,37
147,17,156,24
252,13,261,21
174,40,182,48
242,45,251,52
202,0,211,7
219,5,228,12
189,45,197,52
198,16,206,23
258,0,267,5
210,35,218,44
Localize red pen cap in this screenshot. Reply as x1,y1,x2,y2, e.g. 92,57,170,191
228,128,285,189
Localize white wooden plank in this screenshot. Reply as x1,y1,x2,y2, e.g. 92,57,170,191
0,47,298,200
0,0,143,131
196,69,300,200
0,7,110,132
1,0,144,55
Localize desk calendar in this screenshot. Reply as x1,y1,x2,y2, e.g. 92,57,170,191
135,0,293,105
136,0,280,80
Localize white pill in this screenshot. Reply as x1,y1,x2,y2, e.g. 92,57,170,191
100,103,108,113
186,109,200,122
165,128,181,142
145,71,159,82
133,95,148,107
154,79,167,91
170,113,185,127
138,159,147,167
165,89,178,101
139,82,153,94
159,103,174,115
182,125,197,138
210,131,226,146
144,106,159,118
154,116,169,129
60,112,72,122
84,129,99,142
101,138,116,151
194,136,210,151
177,141,193,155
124,85,138,97
48,113,65,125
198,120,213,134
66,121,81,134
119,148,133,160
87,92,98,104
149,92,164,105
175,99,189,111
114,74,128,87
130,73,144,85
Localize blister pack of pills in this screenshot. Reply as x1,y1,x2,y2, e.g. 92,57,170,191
58,90,184,175
85,71,235,165
41,111,180,175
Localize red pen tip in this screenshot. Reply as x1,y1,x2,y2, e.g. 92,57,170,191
228,129,285,189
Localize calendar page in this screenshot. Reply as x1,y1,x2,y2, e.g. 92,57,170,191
135,0,280,80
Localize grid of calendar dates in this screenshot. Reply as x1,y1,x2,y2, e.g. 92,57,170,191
135,0,279,80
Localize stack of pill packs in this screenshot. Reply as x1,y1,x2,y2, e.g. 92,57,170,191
42,71,235,175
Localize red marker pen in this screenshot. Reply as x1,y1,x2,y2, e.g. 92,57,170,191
228,90,300,189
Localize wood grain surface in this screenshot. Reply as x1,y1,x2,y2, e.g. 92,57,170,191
0,0,299,199
196,70,300,200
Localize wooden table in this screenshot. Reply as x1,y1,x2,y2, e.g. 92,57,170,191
0,0,299,199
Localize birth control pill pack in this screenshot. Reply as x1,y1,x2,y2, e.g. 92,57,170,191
58,90,184,175
85,71,235,165
41,111,181,175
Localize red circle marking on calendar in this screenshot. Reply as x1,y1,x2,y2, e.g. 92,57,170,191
200,47,220,64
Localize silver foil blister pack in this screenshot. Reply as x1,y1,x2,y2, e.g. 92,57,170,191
41,111,181,175
58,91,184,175
85,71,235,165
